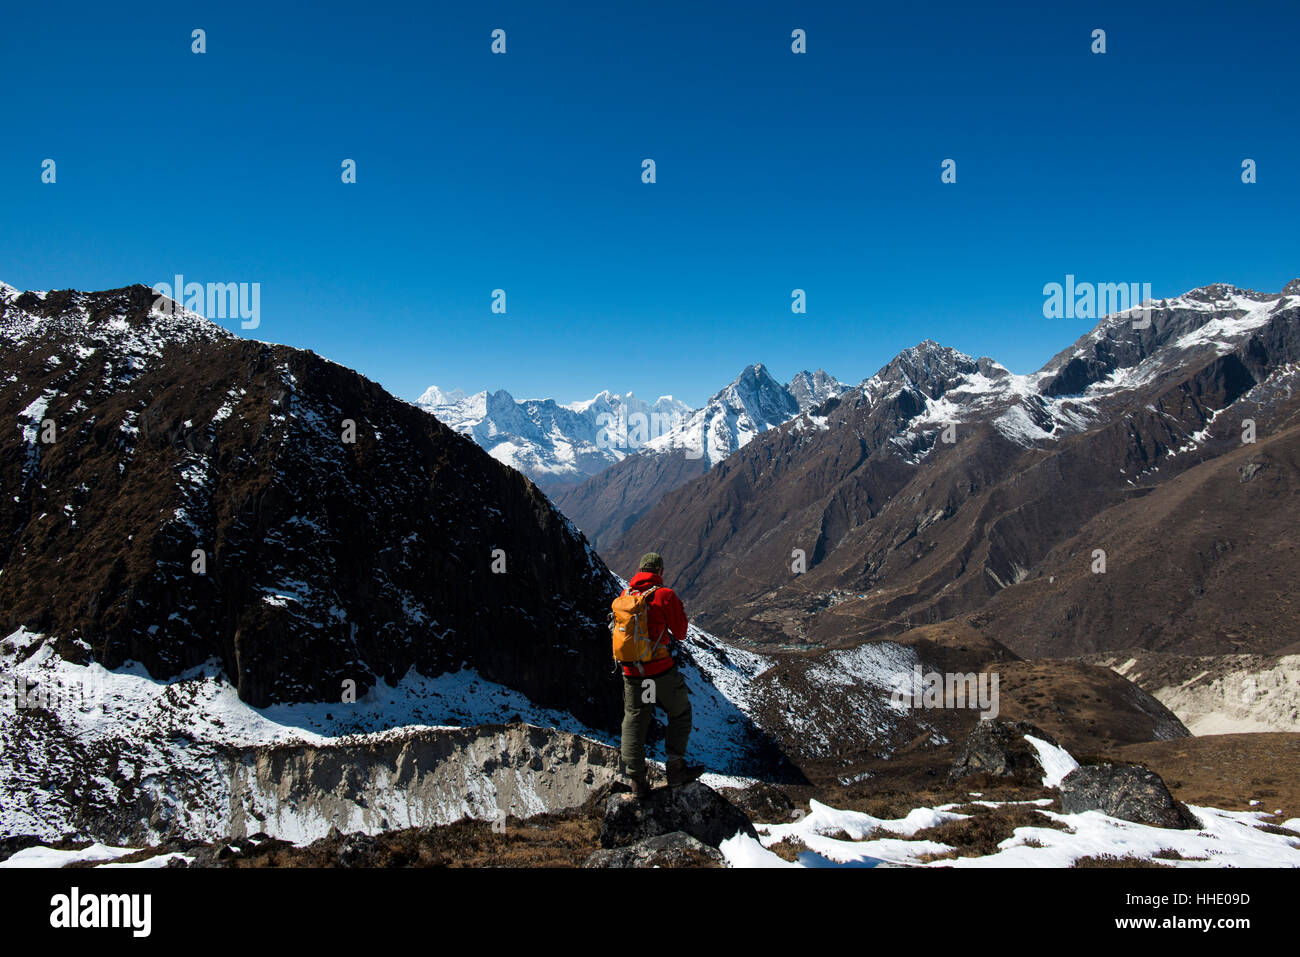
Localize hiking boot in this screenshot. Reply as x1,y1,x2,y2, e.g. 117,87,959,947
666,759,705,787
628,771,652,798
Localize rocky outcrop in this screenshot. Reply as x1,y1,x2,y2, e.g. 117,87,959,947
584,831,725,868
720,782,796,822
1058,764,1198,829
948,720,1058,784
599,782,758,849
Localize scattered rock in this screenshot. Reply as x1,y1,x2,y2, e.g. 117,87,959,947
1059,764,1199,829
180,834,293,867
600,782,758,849
722,782,796,822
583,831,725,868
948,720,1059,784
335,832,380,867
584,777,634,812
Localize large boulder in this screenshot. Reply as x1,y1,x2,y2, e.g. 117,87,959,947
1058,764,1198,829
583,831,725,868
600,782,758,849
948,720,1059,784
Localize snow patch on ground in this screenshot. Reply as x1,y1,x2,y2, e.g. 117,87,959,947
724,798,1300,868
0,843,136,868
1024,734,1080,787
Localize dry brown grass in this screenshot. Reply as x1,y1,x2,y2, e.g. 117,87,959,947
1117,733,1300,823
908,804,1069,860
206,812,602,868
766,839,810,862
1071,854,1165,868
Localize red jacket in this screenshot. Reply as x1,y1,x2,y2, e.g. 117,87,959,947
621,571,688,677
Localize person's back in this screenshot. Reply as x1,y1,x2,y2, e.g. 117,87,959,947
614,552,703,796
618,567,686,678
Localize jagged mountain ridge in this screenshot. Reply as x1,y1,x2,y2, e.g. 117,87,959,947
422,365,844,500
551,364,846,553
0,283,623,729
605,280,1300,657
418,385,692,491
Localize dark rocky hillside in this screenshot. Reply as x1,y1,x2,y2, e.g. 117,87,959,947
550,448,709,560
0,284,622,730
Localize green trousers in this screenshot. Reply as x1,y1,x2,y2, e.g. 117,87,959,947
621,665,692,776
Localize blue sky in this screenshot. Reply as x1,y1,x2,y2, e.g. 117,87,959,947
2,0,1297,407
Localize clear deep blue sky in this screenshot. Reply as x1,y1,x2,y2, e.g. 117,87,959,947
2,1,1297,407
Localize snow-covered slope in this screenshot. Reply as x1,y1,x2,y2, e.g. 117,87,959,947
417,386,692,487
643,363,842,466
724,796,1300,868
7,617,1294,868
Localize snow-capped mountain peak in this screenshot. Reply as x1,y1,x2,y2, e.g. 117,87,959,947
416,384,694,488
416,384,467,407
643,362,804,465
847,278,1300,461
1037,279,1300,402
786,368,847,412
874,340,982,400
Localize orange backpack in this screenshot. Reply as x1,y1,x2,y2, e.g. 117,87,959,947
610,586,669,672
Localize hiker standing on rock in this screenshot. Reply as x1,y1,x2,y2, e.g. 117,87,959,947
609,552,704,797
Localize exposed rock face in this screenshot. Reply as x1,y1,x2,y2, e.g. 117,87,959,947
0,284,621,730
948,720,1059,784
1087,651,1300,734
224,723,624,843
583,831,725,867
3,720,624,846
599,782,758,849
1058,764,1198,829
721,782,796,822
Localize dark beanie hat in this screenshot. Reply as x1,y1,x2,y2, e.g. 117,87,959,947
638,552,664,573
